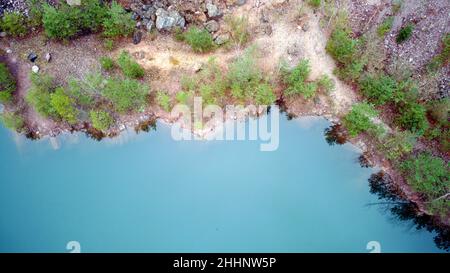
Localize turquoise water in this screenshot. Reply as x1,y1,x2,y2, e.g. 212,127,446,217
0,113,442,252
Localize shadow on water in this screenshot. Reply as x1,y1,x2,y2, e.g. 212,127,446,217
324,124,348,146
368,171,450,251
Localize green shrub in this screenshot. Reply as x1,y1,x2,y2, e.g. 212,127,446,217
50,87,79,124
379,131,416,160
42,3,82,39
175,91,189,104
100,56,115,71
308,0,321,8
184,27,215,53
102,1,135,38
0,12,28,37
427,34,450,72
117,51,145,79
326,28,357,65
427,98,449,126
255,83,276,105
25,73,57,118
224,15,250,46
27,0,44,28
283,59,317,98
101,77,149,113
396,24,414,44
335,59,366,82
80,0,108,32
90,110,114,131
0,63,16,103
377,16,394,37
343,102,379,137
392,0,403,14
359,74,398,105
317,74,335,93
156,91,171,111
103,39,114,51
66,78,95,108
396,102,429,135
227,48,262,99
0,112,24,131
401,153,449,200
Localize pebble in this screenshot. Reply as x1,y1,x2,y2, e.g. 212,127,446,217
45,53,51,62
32,65,39,73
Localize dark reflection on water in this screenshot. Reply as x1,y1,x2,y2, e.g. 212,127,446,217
324,123,348,146
368,172,450,251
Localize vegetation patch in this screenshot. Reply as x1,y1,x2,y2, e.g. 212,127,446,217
0,63,16,103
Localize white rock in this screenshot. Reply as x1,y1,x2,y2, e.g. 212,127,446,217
32,65,39,73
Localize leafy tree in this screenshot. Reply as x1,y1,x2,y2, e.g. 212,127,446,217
25,74,57,118
255,83,276,105
0,112,24,131
283,59,317,99
117,51,145,79
102,1,134,38
156,91,171,111
396,102,429,135
66,78,95,108
184,27,215,53
0,63,16,103
343,102,379,137
0,12,28,37
359,74,398,105
326,28,357,65
50,87,79,124
401,153,449,200
90,110,114,131
101,77,149,113
80,0,108,32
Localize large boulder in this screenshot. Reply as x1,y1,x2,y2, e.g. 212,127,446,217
155,8,186,31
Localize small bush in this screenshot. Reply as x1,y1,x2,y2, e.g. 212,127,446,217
343,103,379,137
359,74,398,105
42,3,82,39
0,112,24,132
156,91,171,111
90,110,114,131
184,27,215,53
224,15,250,46
80,0,108,32
427,34,450,72
0,63,16,103
27,0,44,28
396,24,414,44
101,77,149,113
0,12,28,37
379,131,416,160
50,87,79,124
427,98,449,126
335,59,366,82
100,56,115,71
175,91,189,104
117,51,145,79
326,28,357,65
103,39,114,51
102,1,135,38
308,0,321,8
396,102,429,135
25,73,57,118
255,83,276,105
377,16,394,37
317,74,335,93
283,59,317,99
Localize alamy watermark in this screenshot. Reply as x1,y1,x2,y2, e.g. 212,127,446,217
169,97,280,152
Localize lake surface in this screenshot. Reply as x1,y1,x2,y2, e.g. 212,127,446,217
0,111,442,252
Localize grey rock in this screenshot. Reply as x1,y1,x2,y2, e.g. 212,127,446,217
0,32,6,37
133,31,142,44
28,52,38,62
45,53,51,63
143,7,155,20
205,20,220,32
146,21,154,32
214,33,230,45
155,8,185,31
236,0,247,5
206,2,221,18
302,22,309,32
